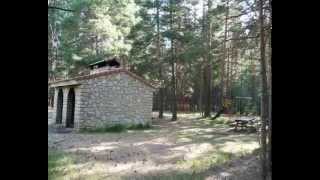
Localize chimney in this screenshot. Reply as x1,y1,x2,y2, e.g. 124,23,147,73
89,58,121,75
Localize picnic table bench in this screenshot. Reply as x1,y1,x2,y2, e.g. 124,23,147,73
234,118,256,131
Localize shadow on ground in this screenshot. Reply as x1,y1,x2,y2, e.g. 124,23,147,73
48,113,260,179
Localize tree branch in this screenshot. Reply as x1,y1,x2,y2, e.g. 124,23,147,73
217,35,260,41
48,6,75,12
215,3,269,21
226,35,259,42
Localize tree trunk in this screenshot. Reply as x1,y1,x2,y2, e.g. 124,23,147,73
203,0,212,118
250,55,257,113
156,0,164,119
226,47,230,99
159,68,164,119
220,0,229,110
170,0,177,121
267,4,272,174
171,60,177,121
198,64,203,115
259,0,269,179
199,0,206,117
268,61,272,178
211,107,224,120
203,66,210,117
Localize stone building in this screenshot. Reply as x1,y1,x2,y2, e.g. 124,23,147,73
49,58,156,130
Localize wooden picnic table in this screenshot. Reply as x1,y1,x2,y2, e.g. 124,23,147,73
234,118,255,131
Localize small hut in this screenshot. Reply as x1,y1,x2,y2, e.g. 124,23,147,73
49,58,156,130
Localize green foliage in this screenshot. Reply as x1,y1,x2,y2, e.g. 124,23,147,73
49,0,139,79
105,124,127,132
80,124,127,133
49,0,268,117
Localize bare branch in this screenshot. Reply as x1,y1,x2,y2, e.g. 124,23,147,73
226,35,259,42
215,3,269,21
48,6,75,12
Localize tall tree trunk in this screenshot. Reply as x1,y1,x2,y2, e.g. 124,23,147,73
198,64,203,115
204,64,212,117
203,0,212,118
220,0,229,110
212,0,228,119
250,55,257,113
170,0,177,121
268,55,272,179
49,23,58,81
48,0,57,82
259,0,269,179
226,47,230,99
156,0,164,119
171,58,177,121
164,86,168,111
207,0,212,117
199,0,206,117
268,11,272,180
203,66,209,117
159,68,164,118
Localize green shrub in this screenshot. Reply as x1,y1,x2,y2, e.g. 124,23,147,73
80,124,127,133
128,123,151,130
105,124,127,132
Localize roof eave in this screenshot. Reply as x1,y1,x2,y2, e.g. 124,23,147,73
49,69,157,90
50,80,81,88
89,59,105,66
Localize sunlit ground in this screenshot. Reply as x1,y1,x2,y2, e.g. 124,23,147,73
48,112,260,180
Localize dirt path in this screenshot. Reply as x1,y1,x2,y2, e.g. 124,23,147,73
48,113,260,179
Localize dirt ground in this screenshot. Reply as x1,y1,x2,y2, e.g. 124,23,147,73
48,112,261,180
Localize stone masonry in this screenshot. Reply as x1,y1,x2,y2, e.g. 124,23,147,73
50,69,155,130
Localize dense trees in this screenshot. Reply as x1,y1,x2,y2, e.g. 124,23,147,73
48,0,271,178
48,0,139,80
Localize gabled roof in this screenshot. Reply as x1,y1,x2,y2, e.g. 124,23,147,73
88,58,120,69
49,69,156,90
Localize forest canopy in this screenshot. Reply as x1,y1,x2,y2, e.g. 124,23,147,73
48,0,271,117
48,0,271,179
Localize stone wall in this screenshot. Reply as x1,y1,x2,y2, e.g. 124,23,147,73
48,108,54,125
78,72,154,129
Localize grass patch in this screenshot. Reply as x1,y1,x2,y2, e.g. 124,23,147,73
80,123,152,133
209,117,230,125
122,172,206,180
196,116,230,128
48,150,106,180
48,150,75,180
177,151,233,173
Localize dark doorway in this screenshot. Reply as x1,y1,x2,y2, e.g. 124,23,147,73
56,89,63,124
66,88,75,128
